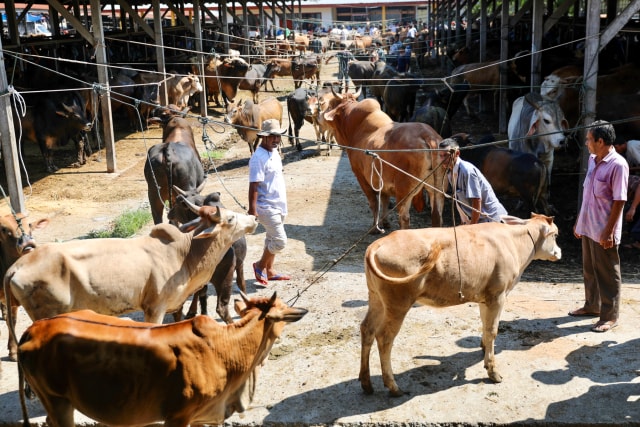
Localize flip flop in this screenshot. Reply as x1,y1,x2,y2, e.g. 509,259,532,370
268,274,291,281
591,320,618,333
568,307,600,317
253,262,267,285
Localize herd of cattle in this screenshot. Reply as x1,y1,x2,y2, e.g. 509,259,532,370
0,39,637,424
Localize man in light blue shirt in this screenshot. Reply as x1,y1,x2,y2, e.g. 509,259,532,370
438,138,507,224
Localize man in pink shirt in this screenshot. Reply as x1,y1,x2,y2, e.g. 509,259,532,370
571,120,629,332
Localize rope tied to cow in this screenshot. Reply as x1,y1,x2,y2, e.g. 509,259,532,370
368,153,385,233
7,86,34,196
198,117,247,212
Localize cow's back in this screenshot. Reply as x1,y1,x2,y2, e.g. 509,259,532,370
19,311,229,425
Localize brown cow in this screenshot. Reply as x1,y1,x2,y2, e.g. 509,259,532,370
322,88,446,232
202,55,250,107
224,97,283,153
541,63,640,129
448,54,527,116
16,292,307,427
0,214,48,356
3,202,257,361
263,58,293,90
360,214,562,396
291,54,321,89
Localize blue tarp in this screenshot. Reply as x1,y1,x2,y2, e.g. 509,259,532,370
1,12,45,23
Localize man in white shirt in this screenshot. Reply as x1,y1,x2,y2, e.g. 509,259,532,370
248,119,291,285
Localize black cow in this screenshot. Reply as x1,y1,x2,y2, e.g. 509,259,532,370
421,82,470,120
383,76,423,122
287,87,317,151
238,63,269,102
369,63,401,107
347,60,378,98
168,189,247,324
452,133,551,215
143,117,206,225
17,91,92,173
410,105,451,138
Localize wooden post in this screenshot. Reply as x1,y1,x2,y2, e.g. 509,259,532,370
90,0,117,173
0,37,26,213
578,0,601,203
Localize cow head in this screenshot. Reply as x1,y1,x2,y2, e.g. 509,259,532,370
56,95,92,132
168,186,222,225
502,213,562,262
0,214,48,264
0,214,48,306
524,93,568,150
179,198,257,241
234,291,308,329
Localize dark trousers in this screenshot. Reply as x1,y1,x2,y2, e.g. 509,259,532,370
581,237,622,321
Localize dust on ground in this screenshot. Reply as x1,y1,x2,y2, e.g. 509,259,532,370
1,57,639,427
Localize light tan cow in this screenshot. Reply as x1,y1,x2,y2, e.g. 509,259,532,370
224,97,283,153
321,88,445,232
359,214,562,396
16,292,307,427
165,72,203,108
3,203,257,361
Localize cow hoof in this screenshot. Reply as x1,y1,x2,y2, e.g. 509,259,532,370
361,383,374,395
488,371,503,383
388,387,405,397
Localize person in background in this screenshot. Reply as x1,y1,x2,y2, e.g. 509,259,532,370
437,138,507,224
248,119,291,285
325,49,355,89
570,120,628,333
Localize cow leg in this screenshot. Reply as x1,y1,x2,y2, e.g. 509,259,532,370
426,183,445,228
359,292,384,394
354,174,387,233
478,295,506,383
147,190,165,225
197,286,208,316
39,397,75,427
212,250,236,324
233,238,247,293
6,304,19,361
377,296,413,397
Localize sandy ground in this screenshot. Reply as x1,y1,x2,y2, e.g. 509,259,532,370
0,57,639,426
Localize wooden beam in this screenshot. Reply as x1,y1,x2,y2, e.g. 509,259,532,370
509,0,531,26
543,0,574,34
47,0,95,43
599,0,640,50
114,0,155,38
165,1,194,32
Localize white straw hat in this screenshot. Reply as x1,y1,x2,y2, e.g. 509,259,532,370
257,119,287,136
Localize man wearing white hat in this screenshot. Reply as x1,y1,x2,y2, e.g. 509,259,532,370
248,119,291,285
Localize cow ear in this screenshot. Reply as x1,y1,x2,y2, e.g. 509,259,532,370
31,219,49,230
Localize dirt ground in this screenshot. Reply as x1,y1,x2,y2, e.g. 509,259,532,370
1,57,639,426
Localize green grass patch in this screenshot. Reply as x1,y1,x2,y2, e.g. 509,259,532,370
201,149,226,161
86,208,152,239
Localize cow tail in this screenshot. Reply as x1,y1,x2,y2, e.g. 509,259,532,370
3,272,31,427
165,145,174,211
287,107,294,145
365,242,440,284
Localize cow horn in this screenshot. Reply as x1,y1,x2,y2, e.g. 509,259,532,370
172,185,188,197
330,84,343,99
524,92,541,109
352,86,362,99
239,290,250,303
62,102,74,113
182,197,201,214
259,292,278,320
